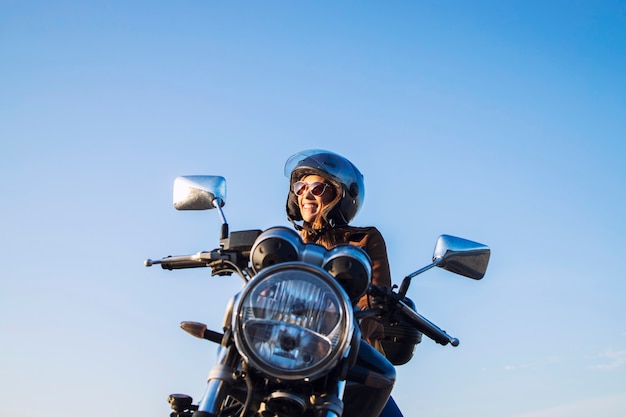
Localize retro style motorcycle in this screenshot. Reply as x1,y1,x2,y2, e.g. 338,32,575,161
145,175,490,417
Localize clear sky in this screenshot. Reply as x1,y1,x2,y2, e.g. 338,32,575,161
1,1,625,416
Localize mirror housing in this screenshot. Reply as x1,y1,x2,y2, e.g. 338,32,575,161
173,176,226,210
433,235,490,280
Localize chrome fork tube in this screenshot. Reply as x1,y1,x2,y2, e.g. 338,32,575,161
195,347,236,415
314,380,345,417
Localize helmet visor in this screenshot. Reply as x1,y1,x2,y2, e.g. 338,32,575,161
284,149,363,188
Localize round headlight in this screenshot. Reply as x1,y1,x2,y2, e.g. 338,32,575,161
233,263,353,381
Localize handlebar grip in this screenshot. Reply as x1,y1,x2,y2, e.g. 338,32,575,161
144,252,218,270
397,300,459,346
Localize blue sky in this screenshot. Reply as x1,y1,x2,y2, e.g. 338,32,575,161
1,2,625,416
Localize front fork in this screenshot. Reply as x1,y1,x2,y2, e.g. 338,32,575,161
312,385,345,417
192,345,347,417
193,346,237,417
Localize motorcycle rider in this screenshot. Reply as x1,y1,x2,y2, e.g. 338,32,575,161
285,149,402,417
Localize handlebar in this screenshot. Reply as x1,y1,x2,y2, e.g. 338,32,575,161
396,299,459,347
144,248,251,279
368,285,459,347
144,251,221,270
147,251,460,345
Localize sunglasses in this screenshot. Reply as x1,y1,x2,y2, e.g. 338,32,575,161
293,181,331,197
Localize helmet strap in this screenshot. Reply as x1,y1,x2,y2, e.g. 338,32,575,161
288,217,304,231
289,218,334,243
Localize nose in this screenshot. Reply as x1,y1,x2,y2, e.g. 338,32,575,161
303,188,316,199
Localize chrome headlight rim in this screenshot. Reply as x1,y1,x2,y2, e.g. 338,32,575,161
233,262,354,381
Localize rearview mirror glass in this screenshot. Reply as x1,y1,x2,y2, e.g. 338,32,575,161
173,175,226,210
433,235,490,280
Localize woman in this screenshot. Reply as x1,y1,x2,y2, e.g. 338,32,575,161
285,149,402,417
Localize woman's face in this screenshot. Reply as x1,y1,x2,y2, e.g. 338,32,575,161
296,175,336,223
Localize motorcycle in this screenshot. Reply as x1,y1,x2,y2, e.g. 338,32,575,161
145,175,490,417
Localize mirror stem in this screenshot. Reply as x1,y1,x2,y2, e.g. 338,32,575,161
213,199,229,240
397,258,442,299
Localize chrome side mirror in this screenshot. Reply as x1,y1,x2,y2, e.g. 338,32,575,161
173,176,226,210
433,235,490,280
397,234,490,298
